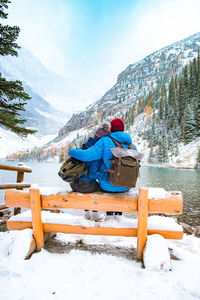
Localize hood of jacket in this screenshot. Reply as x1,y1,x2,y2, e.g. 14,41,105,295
109,131,132,145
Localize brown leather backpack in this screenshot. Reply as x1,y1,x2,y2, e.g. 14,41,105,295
106,137,144,188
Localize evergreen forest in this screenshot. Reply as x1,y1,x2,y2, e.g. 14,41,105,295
124,52,200,163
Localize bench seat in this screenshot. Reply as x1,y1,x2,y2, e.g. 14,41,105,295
7,210,183,239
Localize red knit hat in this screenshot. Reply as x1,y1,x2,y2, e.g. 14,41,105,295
110,118,124,133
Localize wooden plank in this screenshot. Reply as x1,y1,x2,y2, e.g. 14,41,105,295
7,221,33,230
0,183,31,190
5,190,183,214
14,165,25,215
5,190,31,208
147,229,183,239
0,164,32,173
7,221,183,239
17,172,24,186
149,191,183,214
41,192,182,214
30,189,44,251
42,192,138,212
137,188,149,260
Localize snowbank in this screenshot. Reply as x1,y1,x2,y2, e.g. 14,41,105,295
0,230,200,300
0,229,33,260
143,234,171,271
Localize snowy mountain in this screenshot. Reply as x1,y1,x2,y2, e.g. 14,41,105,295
17,84,67,135
0,47,72,110
4,32,200,167
0,47,97,114
0,47,71,135
58,32,200,138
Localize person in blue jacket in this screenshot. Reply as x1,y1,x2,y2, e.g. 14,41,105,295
69,118,137,219
70,122,110,221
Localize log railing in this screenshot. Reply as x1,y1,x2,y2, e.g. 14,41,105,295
0,163,32,214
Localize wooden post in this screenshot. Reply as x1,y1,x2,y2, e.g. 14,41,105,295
30,189,44,251
137,187,149,260
14,163,24,215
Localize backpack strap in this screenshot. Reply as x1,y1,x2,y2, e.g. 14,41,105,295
128,143,136,149
109,136,133,149
109,136,123,148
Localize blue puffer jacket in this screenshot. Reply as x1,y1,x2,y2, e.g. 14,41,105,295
79,137,100,182
69,131,137,192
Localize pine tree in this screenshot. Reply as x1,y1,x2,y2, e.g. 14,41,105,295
149,116,158,147
162,129,169,162
159,97,164,120
168,77,176,106
164,97,169,120
172,119,179,142
183,65,189,103
183,104,195,144
196,148,200,169
148,147,156,164
161,84,166,98
0,0,36,136
177,76,185,123
196,51,200,137
168,130,174,150
193,57,198,99
175,143,179,157
157,134,169,163
189,62,195,101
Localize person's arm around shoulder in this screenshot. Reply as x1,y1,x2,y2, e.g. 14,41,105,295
69,137,105,162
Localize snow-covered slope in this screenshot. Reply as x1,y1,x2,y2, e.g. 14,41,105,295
0,47,94,114
32,32,200,168
0,48,72,110
2,32,200,167
0,127,56,159
129,113,200,169
58,32,200,137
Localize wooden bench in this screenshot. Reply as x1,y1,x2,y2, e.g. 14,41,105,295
5,187,183,260
0,163,32,215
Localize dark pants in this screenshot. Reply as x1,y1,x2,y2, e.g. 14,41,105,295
70,180,122,216
70,179,100,214
70,179,100,193
106,212,122,216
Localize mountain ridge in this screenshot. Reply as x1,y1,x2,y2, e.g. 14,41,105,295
0,47,70,135
53,31,200,143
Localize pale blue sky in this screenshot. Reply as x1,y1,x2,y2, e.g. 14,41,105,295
7,0,200,107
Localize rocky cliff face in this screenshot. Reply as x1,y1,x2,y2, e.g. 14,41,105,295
58,32,200,138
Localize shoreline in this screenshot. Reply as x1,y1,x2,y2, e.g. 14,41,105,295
1,159,200,170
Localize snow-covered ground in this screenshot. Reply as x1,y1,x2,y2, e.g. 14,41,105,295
0,184,199,299
0,227,200,300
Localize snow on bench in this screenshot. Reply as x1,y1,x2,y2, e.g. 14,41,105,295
5,187,183,260
9,209,182,232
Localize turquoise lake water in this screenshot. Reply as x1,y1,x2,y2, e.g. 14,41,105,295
0,162,199,226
